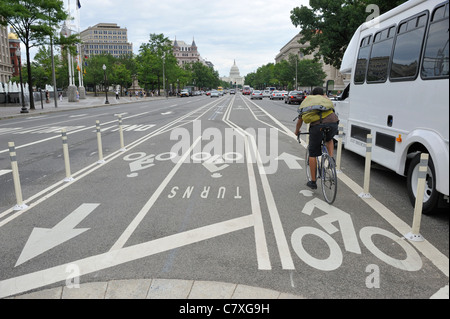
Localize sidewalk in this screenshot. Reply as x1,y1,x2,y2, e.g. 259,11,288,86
8,279,305,299
0,93,170,120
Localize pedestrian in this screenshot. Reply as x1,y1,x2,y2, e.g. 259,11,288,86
59,92,63,101
116,90,119,100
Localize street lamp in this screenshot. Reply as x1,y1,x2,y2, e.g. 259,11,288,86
15,49,28,113
162,53,167,98
103,64,109,104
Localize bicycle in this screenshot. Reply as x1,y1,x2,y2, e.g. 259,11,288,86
297,127,338,204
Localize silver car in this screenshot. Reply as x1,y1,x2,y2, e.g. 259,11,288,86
270,90,283,100
250,90,263,100
262,90,271,98
210,90,219,98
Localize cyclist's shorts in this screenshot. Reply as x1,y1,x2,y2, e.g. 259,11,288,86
308,122,338,157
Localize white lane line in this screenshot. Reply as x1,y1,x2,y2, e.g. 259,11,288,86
109,136,202,251
225,97,295,270
222,96,271,270
0,112,150,155
0,215,254,299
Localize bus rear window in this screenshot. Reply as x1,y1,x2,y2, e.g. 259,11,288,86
422,3,449,79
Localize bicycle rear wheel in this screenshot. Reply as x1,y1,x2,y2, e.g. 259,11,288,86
321,154,337,204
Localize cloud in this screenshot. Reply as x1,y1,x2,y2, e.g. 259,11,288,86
59,0,308,77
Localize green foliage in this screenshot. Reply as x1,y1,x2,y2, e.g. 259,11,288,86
0,0,69,109
245,58,326,90
290,0,408,69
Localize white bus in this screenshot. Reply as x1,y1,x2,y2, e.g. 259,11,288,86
334,0,449,214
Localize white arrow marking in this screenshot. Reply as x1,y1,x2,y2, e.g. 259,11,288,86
275,152,303,169
0,169,12,177
15,203,100,267
161,111,173,115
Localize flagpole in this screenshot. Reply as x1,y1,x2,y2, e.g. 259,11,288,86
76,1,86,98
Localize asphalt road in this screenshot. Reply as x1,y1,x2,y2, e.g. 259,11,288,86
0,94,448,299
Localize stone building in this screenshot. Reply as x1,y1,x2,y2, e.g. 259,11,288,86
80,23,133,58
275,32,349,91
0,25,13,83
172,37,202,67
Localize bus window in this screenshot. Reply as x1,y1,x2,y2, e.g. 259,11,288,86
367,26,395,83
421,3,449,79
354,35,372,84
390,12,429,80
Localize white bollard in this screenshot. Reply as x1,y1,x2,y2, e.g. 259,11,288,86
359,134,372,198
96,120,105,164
61,129,74,182
405,153,428,242
118,115,126,152
8,142,28,210
336,124,343,172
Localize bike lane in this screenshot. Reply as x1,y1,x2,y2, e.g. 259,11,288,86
232,95,448,298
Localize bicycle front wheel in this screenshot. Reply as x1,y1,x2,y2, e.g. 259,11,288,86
305,148,311,182
321,154,337,204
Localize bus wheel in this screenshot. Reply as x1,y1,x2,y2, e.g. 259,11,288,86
406,153,439,215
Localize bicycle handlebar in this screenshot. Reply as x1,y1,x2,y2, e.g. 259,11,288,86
296,131,309,143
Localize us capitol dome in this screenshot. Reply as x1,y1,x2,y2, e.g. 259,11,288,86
221,60,244,87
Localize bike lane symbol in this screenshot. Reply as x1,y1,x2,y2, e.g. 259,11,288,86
291,198,422,272
123,152,177,177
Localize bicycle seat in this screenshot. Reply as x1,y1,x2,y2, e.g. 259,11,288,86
320,126,332,133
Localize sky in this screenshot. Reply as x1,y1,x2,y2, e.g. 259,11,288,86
62,0,310,78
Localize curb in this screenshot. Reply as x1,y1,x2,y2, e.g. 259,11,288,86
8,279,306,299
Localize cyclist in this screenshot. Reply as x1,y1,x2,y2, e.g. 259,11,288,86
294,87,339,189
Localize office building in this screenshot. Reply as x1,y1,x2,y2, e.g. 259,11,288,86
80,23,133,58
0,25,13,83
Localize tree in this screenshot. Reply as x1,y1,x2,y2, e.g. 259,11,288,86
290,0,407,69
83,54,113,96
0,0,68,109
297,59,326,90
137,33,177,94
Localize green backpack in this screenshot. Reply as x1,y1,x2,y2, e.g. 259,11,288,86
297,95,334,123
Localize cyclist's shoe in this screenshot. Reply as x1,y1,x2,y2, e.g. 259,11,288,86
307,181,317,189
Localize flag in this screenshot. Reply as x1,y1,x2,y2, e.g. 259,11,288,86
77,0,81,9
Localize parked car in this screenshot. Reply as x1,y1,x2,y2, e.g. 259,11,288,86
250,90,263,100
270,90,283,100
210,90,220,98
285,91,305,104
180,90,189,97
262,90,271,98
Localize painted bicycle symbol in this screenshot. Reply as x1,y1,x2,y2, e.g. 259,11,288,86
291,198,422,272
